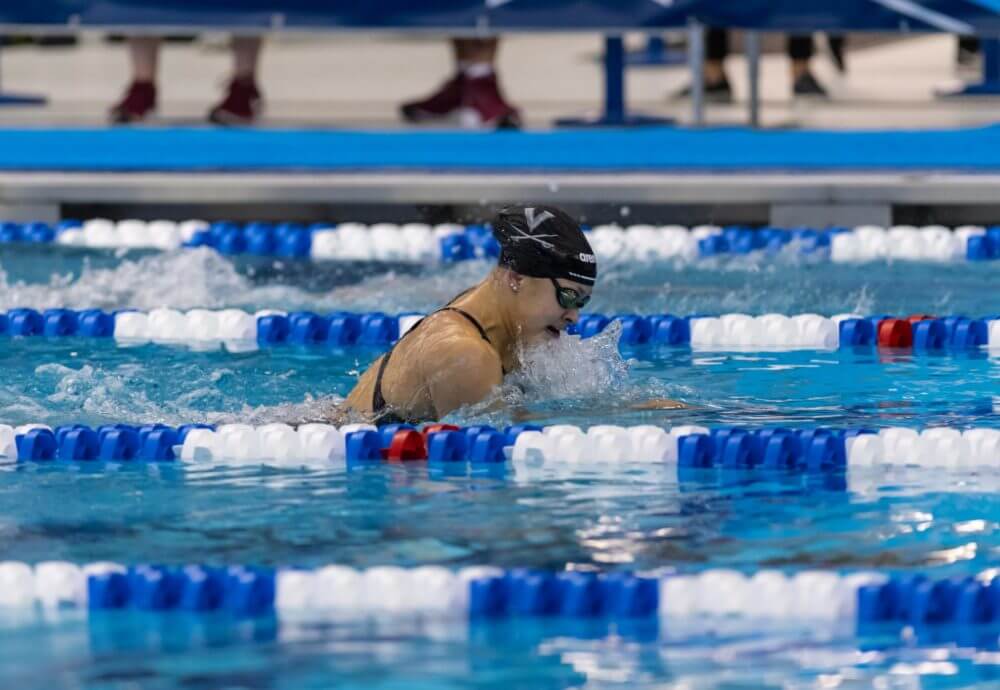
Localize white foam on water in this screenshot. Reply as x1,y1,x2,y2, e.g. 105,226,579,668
0,359,349,428
0,249,317,311
0,249,495,315
209,396,348,427
1,245,981,318
315,261,493,313
21,363,164,425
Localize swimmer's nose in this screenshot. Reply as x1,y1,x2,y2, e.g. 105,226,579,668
563,310,579,326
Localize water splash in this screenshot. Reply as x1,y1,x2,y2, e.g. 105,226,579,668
507,321,631,402
448,322,694,426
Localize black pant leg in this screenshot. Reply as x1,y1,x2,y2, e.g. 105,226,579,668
706,28,729,62
787,34,814,61
959,36,981,54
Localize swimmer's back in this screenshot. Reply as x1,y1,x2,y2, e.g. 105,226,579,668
344,308,503,423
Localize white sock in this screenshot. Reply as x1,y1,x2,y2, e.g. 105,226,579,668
463,63,494,79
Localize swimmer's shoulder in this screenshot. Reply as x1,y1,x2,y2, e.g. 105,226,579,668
432,335,500,372
412,311,502,377
421,333,502,414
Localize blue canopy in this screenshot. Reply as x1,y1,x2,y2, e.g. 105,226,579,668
1,0,999,33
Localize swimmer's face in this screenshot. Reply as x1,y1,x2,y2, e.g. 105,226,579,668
514,275,593,344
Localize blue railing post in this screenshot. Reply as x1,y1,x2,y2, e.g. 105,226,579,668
625,34,687,66
556,34,673,127
605,35,626,123
984,38,1000,84
940,37,1000,96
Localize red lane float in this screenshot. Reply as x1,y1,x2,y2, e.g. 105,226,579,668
385,430,427,462
877,319,913,348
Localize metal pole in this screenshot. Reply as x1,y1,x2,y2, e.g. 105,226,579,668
745,30,761,128
984,38,1000,85
688,20,705,126
604,35,625,123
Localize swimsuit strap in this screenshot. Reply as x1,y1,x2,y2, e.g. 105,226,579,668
371,303,500,420
438,308,506,376
438,307,492,345
370,347,398,418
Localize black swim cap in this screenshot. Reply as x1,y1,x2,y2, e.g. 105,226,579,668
492,206,597,287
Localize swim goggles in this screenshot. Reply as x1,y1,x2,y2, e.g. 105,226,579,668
550,278,591,310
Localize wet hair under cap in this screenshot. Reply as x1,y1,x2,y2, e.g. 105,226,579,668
491,205,597,287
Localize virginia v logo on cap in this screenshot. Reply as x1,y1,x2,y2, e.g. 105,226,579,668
525,207,555,232
509,207,558,249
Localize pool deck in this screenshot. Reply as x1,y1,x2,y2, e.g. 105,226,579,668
0,32,999,224
1,32,994,131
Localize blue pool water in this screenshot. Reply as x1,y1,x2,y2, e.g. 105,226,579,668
2,245,1000,688
3,339,999,430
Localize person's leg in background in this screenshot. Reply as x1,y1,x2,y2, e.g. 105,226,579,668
401,38,520,129
673,28,732,103
704,27,731,99
827,35,847,74
957,36,981,70
111,35,264,125
788,34,828,97
208,36,264,125
109,37,160,123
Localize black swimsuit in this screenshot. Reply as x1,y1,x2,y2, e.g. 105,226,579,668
372,306,498,425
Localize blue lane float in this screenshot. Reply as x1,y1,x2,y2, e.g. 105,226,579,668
2,307,998,353
4,561,1000,630
2,422,997,467
4,219,1000,264
8,423,214,462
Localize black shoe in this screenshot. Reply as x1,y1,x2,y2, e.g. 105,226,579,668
36,35,78,47
958,36,980,66
793,72,828,98
673,77,733,104
958,46,981,69
828,36,847,74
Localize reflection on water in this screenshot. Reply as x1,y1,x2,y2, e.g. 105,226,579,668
3,245,1000,687
1,610,998,690
2,339,999,431
0,461,998,573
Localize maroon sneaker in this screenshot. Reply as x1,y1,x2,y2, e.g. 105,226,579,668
208,78,262,126
109,81,156,124
458,74,521,129
400,73,464,123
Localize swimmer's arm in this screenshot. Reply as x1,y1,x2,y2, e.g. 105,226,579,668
630,398,687,410
424,340,504,418
506,400,688,423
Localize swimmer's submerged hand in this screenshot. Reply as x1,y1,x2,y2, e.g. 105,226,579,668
630,398,688,410
508,398,688,422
